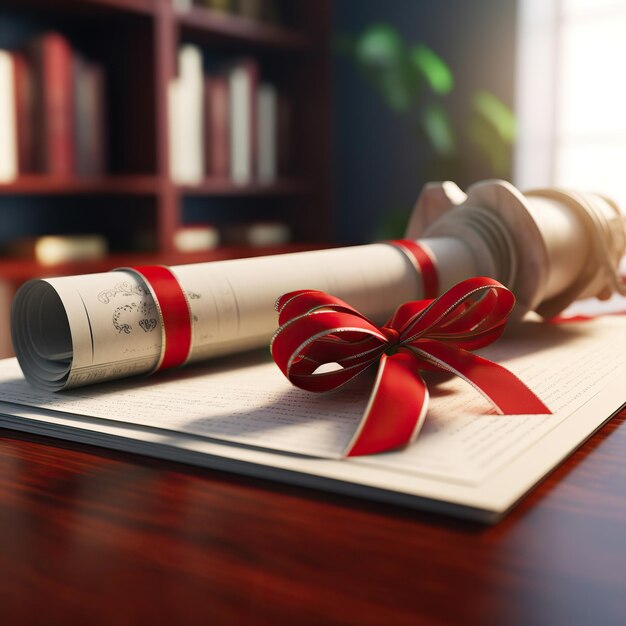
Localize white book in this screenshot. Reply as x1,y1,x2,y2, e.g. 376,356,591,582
172,0,193,10
171,45,204,184
0,51,17,183
167,78,182,181
257,83,277,183
229,64,253,184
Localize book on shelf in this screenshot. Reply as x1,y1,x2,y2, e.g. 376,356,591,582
74,55,106,177
0,32,107,182
277,94,293,176
169,44,205,184
192,0,281,23
222,221,290,246
12,51,35,175
3,234,108,266
204,75,230,179
238,0,265,21
195,0,234,13
170,49,283,186
257,83,277,183
173,0,194,10
228,58,258,185
174,224,220,253
29,32,75,176
0,51,17,183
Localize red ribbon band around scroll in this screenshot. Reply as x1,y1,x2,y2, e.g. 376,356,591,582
389,239,439,299
123,265,192,372
271,277,551,457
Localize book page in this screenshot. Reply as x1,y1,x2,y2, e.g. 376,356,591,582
1,315,625,484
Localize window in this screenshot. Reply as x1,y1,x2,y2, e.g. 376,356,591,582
515,0,626,209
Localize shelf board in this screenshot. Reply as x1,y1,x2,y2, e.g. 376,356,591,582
0,176,161,196
176,7,310,50
178,179,310,196
0,244,330,283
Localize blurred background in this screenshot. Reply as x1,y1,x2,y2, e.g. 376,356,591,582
0,0,623,356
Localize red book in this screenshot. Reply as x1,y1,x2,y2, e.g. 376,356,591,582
11,51,34,174
29,32,75,175
74,55,106,176
277,93,293,177
204,75,230,178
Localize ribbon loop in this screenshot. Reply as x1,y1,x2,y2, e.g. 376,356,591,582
271,277,551,457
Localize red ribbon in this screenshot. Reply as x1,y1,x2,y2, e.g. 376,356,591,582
121,265,193,372
271,277,551,457
389,239,439,299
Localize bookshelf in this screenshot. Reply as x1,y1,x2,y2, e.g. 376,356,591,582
0,0,333,268
0,0,332,357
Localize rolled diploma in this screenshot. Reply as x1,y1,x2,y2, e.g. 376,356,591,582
11,238,480,390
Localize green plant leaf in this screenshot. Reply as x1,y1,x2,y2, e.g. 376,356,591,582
467,114,511,176
421,104,456,156
411,44,454,95
355,24,405,66
354,24,417,112
472,91,516,143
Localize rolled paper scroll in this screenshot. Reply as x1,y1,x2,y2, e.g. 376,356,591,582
12,179,626,391
12,238,477,391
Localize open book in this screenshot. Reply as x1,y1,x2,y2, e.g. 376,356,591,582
1,310,624,522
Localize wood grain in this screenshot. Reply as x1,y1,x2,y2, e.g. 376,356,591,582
1,410,626,626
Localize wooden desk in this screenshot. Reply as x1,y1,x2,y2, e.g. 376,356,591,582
1,412,626,625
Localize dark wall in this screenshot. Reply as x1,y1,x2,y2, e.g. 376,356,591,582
333,0,517,243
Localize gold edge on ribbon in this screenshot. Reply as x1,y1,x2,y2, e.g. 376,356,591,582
386,239,437,299
342,353,389,458
283,326,387,376
274,290,321,314
406,375,429,447
408,346,505,415
402,283,510,344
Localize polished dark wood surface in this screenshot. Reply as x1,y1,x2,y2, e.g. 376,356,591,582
1,411,626,626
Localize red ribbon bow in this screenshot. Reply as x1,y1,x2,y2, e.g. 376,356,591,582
271,276,551,457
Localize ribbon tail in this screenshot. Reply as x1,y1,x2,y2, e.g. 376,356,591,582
414,342,551,415
344,351,429,457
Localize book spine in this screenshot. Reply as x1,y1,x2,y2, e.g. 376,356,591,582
168,78,182,181
229,58,258,184
277,94,293,177
205,75,230,178
73,55,88,176
247,59,259,180
74,56,106,177
90,62,107,176
12,52,34,174
35,33,75,176
238,0,264,20
257,83,277,183
0,51,17,182
176,45,204,183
